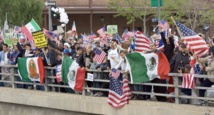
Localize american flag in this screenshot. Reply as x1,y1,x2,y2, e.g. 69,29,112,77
81,33,90,44
43,28,55,39
93,48,106,63
122,29,129,40
134,31,151,52
111,68,120,79
56,64,62,82
89,32,97,39
158,19,169,31
107,77,132,108
182,74,195,89
176,21,208,57
97,27,107,38
14,26,21,34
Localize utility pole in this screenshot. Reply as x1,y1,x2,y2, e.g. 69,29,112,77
48,0,52,31
157,0,160,32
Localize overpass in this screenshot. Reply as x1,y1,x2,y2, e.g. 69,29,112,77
0,65,214,115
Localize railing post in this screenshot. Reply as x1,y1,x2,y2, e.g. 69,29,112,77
44,69,50,92
11,67,15,89
174,75,179,104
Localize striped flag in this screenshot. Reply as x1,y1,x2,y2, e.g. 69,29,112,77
21,19,41,41
97,27,107,38
81,33,90,44
43,28,55,39
56,64,62,82
111,68,120,79
182,74,195,89
158,19,169,31
93,48,106,63
107,77,132,108
176,21,208,57
134,31,151,52
89,32,97,39
122,29,129,39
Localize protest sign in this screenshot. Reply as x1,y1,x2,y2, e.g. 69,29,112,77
32,31,47,48
4,33,18,46
87,73,94,81
107,25,118,34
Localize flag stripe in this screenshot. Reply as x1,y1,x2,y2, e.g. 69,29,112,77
30,19,41,31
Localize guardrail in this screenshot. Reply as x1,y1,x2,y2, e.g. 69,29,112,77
0,65,213,105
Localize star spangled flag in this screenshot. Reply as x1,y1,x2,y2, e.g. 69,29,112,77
122,29,129,39
158,19,169,31
182,74,195,89
89,32,97,39
111,68,120,79
14,26,21,34
43,28,55,39
93,48,106,63
56,64,62,82
81,33,90,44
175,21,208,57
134,31,150,52
107,77,132,108
114,33,122,44
97,27,107,38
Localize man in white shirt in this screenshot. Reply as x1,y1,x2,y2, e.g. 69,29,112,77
107,39,120,69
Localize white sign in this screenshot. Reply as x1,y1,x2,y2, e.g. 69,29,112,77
45,1,56,6
87,73,94,81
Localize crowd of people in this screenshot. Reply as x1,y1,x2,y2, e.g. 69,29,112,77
0,25,213,106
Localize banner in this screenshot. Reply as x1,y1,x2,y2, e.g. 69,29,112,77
107,25,118,34
4,33,18,46
32,31,47,48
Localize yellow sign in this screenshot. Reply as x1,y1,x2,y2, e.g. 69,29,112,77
32,31,47,48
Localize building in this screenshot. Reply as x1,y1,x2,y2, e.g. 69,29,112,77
42,0,154,36
42,0,214,37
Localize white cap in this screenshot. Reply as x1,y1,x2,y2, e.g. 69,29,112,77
64,43,70,48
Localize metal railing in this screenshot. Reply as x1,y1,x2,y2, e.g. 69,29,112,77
0,65,214,105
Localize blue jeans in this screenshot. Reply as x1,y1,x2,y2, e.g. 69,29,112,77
0,68,4,87
35,81,45,91
16,76,23,88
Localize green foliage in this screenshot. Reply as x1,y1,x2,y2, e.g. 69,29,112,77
162,0,214,31
0,0,43,27
108,0,153,25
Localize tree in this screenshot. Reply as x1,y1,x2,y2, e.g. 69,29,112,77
108,0,155,33
0,0,43,27
162,0,214,31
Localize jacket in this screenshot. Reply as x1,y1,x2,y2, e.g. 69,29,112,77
198,57,214,82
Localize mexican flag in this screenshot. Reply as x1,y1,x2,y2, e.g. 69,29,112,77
21,19,41,41
126,52,170,83
18,57,45,84
61,56,86,92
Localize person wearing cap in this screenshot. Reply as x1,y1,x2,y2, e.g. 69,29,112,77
70,43,80,56
196,46,214,106
170,43,190,73
72,47,83,63
63,48,70,57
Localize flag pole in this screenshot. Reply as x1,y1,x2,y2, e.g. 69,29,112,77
170,16,183,38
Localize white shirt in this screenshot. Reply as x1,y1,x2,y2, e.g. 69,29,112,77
108,48,120,69
115,58,127,71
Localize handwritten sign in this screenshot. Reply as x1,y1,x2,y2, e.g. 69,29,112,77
32,31,47,48
4,33,18,46
107,25,118,34
87,73,94,81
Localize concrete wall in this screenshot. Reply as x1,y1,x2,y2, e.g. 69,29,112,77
0,88,214,115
